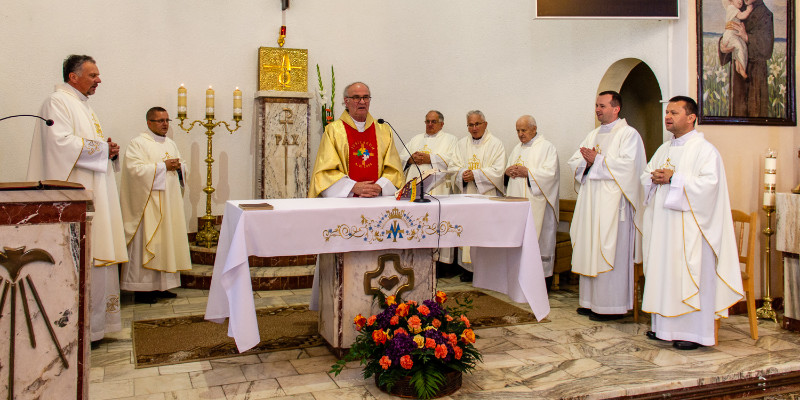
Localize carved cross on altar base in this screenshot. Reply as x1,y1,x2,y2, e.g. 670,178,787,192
275,108,300,186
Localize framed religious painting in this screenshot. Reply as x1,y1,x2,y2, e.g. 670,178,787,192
697,0,796,125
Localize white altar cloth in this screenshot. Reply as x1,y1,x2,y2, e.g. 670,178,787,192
205,194,549,352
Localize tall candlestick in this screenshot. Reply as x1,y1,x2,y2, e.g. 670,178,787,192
177,84,187,119
233,87,242,120
206,86,215,119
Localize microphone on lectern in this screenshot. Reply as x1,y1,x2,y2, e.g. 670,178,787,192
377,118,431,203
0,114,54,126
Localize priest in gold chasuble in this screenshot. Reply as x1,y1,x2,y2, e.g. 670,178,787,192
309,82,404,198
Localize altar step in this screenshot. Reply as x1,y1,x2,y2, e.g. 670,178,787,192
183,244,316,291
180,263,315,291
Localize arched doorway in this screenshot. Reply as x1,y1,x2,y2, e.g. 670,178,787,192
597,58,663,159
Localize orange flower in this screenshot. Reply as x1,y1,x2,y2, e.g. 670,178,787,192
460,314,471,328
396,303,409,317
408,315,422,333
400,355,413,369
448,333,458,346
445,315,453,322
354,314,367,331
418,305,430,316
425,338,436,349
408,300,418,306
390,315,399,325
386,295,396,306
372,329,388,344
367,315,377,326
394,327,408,337
435,291,447,304
461,329,476,344
379,356,391,370
453,346,463,360
431,318,441,329
434,344,448,359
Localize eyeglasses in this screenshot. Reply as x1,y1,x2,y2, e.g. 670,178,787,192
467,122,485,128
347,96,371,103
148,119,172,124
424,120,441,124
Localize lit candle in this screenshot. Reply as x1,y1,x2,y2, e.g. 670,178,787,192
765,156,777,172
177,84,187,119
233,87,242,119
206,86,215,119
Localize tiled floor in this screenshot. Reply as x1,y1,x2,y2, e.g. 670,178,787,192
89,276,800,399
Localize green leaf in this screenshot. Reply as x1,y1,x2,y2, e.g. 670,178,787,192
410,364,445,399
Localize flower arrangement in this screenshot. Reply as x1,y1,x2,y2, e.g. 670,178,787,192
330,291,481,399
316,64,335,128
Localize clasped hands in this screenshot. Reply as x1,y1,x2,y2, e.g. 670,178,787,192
505,165,528,179
164,158,182,171
352,181,382,198
410,151,431,165
579,147,598,166
107,137,120,160
650,168,673,185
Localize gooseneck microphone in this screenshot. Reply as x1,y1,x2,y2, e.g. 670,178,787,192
377,118,431,203
0,114,54,126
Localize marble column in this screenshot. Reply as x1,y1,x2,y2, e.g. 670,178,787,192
776,193,800,332
254,91,312,199
317,249,436,356
0,189,92,400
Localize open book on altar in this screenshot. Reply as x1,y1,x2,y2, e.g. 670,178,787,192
395,169,449,201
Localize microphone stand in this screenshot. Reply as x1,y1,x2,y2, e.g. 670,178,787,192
0,114,54,126
378,119,430,203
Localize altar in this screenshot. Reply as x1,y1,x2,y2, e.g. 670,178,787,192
205,194,550,352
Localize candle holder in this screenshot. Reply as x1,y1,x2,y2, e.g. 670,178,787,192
756,205,779,324
178,114,242,248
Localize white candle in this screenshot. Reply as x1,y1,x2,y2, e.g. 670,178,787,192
765,173,777,185
177,84,187,118
763,192,776,207
765,156,777,172
233,87,242,119
206,86,215,119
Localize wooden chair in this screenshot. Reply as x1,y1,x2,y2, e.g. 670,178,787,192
732,209,758,340
552,199,576,290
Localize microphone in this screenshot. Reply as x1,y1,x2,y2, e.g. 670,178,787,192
0,114,54,126
378,118,430,203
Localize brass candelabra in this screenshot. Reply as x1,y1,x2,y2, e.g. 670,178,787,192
178,115,241,247
756,205,779,324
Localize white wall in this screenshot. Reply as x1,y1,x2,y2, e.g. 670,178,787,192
1,0,679,230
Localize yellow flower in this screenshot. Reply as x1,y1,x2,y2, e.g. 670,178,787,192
413,334,425,348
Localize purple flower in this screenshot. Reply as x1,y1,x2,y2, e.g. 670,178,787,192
422,300,445,318
385,332,417,364
376,305,398,329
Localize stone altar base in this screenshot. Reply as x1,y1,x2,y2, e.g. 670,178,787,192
318,249,435,356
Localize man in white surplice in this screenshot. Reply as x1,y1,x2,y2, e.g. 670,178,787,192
119,107,192,304
401,110,458,263
26,55,128,342
640,96,743,350
452,110,506,281
568,91,646,321
505,115,560,280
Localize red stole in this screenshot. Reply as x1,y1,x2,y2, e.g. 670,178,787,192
345,122,379,182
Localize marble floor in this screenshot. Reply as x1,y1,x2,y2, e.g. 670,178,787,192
89,276,800,400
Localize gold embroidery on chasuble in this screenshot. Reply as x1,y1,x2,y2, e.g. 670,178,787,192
593,144,602,154
468,154,481,170
513,156,526,167
163,152,173,161
85,140,102,155
420,145,432,154
92,114,104,139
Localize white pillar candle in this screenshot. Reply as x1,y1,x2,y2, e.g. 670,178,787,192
177,84,187,119
206,86,215,119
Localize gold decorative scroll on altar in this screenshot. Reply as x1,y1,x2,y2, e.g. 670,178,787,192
258,47,308,92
